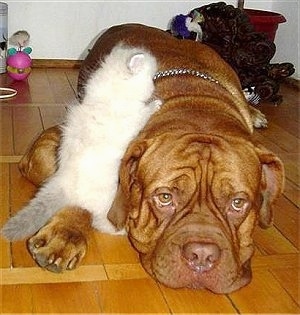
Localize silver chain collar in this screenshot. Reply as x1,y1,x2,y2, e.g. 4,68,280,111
152,68,261,106
153,68,220,85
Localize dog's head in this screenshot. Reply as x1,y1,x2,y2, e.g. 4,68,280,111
108,132,284,294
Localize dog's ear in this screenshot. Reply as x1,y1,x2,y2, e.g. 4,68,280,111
107,140,148,229
255,145,285,228
107,184,129,230
119,140,148,192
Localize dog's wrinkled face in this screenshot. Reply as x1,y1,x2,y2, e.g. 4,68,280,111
117,133,283,294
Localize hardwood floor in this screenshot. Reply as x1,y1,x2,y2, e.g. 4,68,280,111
0,68,299,314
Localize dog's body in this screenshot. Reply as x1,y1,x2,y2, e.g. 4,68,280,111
1,24,284,293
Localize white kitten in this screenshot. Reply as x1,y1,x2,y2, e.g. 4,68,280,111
2,43,160,240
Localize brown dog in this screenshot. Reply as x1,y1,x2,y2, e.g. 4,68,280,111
12,24,284,293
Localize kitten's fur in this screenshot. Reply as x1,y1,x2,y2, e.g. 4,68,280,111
2,43,160,240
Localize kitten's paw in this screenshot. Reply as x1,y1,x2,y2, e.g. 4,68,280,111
28,221,87,272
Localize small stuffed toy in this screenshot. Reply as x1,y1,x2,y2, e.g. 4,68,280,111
7,30,32,81
170,10,204,41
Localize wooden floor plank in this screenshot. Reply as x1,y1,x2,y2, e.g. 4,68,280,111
46,68,78,104
253,225,298,255
229,269,300,314
6,79,32,105
65,68,80,95
0,164,9,225
11,241,37,268
13,106,43,155
284,178,300,208
0,72,13,89
97,278,171,314
1,284,33,314
273,196,300,249
105,262,149,280
251,253,298,269
252,131,286,156
2,265,107,285
256,121,300,154
160,286,238,314
270,267,300,306
81,232,105,266
0,163,11,268
10,163,36,215
39,105,67,129
27,68,56,103
0,156,22,163
260,105,300,137
32,282,102,313
260,88,299,124
93,233,140,264
280,83,300,101
0,106,14,156
0,224,11,269
280,152,300,186
9,164,37,268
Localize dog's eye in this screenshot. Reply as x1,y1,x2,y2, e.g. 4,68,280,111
231,198,249,212
157,193,173,206
152,188,177,214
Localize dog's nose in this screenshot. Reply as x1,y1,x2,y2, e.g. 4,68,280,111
182,242,220,272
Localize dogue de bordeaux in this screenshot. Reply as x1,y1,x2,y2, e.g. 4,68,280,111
12,24,285,294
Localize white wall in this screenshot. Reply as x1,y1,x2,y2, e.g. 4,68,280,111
7,1,299,78
270,1,299,79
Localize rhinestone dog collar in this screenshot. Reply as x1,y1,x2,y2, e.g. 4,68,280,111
153,68,260,105
153,68,220,85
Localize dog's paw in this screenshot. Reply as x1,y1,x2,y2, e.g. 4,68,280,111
252,112,268,129
27,222,87,273
249,107,268,129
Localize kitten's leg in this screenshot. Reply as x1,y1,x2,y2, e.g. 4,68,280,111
28,207,92,272
1,176,66,241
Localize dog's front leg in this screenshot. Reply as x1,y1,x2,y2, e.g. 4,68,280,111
27,207,92,272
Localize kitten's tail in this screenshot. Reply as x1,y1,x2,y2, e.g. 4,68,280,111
1,177,66,241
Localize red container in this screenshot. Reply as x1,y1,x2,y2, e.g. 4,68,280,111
244,9,286,42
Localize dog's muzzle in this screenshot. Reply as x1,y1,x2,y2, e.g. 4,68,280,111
139,219,252,294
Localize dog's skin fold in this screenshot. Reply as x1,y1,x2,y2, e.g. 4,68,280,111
1,24,284,294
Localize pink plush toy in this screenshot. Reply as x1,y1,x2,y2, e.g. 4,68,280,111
7,30,32,81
